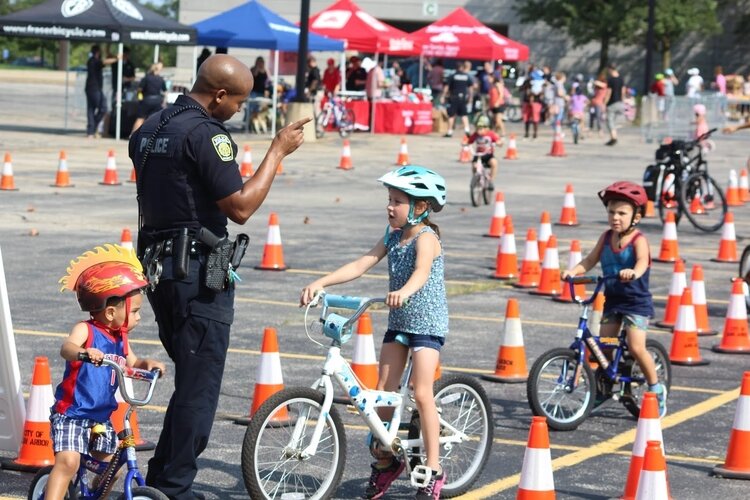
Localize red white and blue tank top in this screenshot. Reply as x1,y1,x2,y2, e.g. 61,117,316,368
600,230,654,318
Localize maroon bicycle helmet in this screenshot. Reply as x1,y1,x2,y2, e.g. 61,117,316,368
598,181,647,211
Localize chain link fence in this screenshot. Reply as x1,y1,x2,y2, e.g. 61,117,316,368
640,94,726,143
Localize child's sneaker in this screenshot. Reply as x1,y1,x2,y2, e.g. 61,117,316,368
415,469,446,499
652,383,668,417
363,457,404,499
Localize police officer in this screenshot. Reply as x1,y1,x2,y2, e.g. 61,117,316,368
441,61,475,138
128,54,310,500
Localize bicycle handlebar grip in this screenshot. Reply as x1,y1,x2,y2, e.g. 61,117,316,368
324,294,367,310
566,275,598,285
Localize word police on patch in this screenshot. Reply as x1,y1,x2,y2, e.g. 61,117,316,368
212,134,234,162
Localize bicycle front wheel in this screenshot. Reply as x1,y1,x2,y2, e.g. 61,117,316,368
680,172,727,232
338,109,355,137
27,465,75,500
470,172,483,207
314,112,328,139
621,340,672,418
117,487,170,500
241,387,346,500
527,348,595,431
505,104,522,123
407,375,493,498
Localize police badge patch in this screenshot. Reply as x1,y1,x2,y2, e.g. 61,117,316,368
211,134,234,162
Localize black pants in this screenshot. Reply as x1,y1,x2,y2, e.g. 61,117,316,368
145,255,234,500
86,88,107,135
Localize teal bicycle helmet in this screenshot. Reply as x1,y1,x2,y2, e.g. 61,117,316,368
378,166,447,225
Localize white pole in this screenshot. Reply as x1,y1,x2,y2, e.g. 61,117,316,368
115,42,123,141
340,50,346,92
64,41,70,130
369,52,378,134
153,45,160,64
192,46,198,86
271,49,279,136
418,53,424,89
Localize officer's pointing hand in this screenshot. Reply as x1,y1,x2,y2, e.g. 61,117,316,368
273,117,313,156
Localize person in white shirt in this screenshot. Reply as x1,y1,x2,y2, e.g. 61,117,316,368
685,68,703,98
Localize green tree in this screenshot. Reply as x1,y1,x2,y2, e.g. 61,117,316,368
651,0,720,69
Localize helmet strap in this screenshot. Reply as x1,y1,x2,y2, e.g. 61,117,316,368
404,199,430,227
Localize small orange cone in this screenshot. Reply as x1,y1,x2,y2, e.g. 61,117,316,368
530,235,562,297
396,137,409,165
128,166,137,183
513,228,542,289
669,287,710,366
517,416,555,499
537,211,552,257
712,279,750,354
739,168,750,203
484,191,506,238
548,121,566,157
689,265,716,336
554,240,586,303
726,169,743,207
459,136,472,163
351,313,378,389
711,212,738,263
1,152,19,191
120,228,134,251
255,212,287,271
689,192,706,215
111,377,155,451
491,216,518,280
1,357,55,471
653,211,680,263
556,184,579,226
51,150,74,188
635,441,671,500
622,393,665,499
644,200,655,218
589,292,605,337
338,139,353,170
99,149,121,186
713,371,750,479
482,299,528,383
240,144,254,177
504,133,518,160
655,260,686,329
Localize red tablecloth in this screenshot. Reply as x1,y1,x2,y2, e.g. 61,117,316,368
373,101,433,134
345,100,370,131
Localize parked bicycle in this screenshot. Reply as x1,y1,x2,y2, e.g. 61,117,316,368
241,292,493,499
642,128,727,232
28,355,165,500
527,276,672,431
740,244,750,312
315,94,355,139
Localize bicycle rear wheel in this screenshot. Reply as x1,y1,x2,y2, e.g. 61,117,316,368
338,109,355,138
739,244,750,313
505,104,522,123
621,340,672,418
470,172,483,207
27,465,75,500
680,172,727,232
315,112,328,139
658,170,682,226
118,487,170,500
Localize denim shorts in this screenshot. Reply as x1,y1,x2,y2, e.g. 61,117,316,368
601,312,649,333
50,413,117,454
383,330,445,352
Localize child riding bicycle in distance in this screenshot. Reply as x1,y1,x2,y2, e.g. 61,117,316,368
47,245,166,500
560,181,668,417
300,166,448,499
466,115,500,191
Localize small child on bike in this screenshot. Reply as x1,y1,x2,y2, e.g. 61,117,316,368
466,115,500,191
569,86,590,142
46,245,166,500
561,181,668,417
300,166,448,499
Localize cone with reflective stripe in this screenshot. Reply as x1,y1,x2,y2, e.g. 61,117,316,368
739,169,750,202
482,299,528,383
635,441,671,500
1,357,55,471
338,139,353,170
690,265,717,336
513,228,542,289
485,192,506,238
255,212,287,270
111,377,155,451
713,371,750,479
240,144,254,177
351,313,378,389
120,228,134,251
459,135,471,163
589,292,605,337
504,133,518,160
537,211,552,257
530,235,561,296
396,137,409,165
653,211,680,263
548,121,566,157
669,287,709,366
1,152,18,191
689,192,705,215
99,149,121,186
491,216,518,280
726,169,743,207
554,240,586,303
711,212,738,263
712,279,750,354
517,416,555,499
51,150,74,187
644,200,655,218
622,393,665,499
655,260,686,329
556,184,578,226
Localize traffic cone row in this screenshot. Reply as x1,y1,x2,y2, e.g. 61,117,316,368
99,149,121,186
669,287,709,366
338,139,353,170
530,235,561,296
51,150,74,188
713,371,750,479
726,169,743,207
622,392,666,499
504,133,518,160
492,216,518,280
653,212,679,263
255,212,287,271
556,184,578,226
396,137,409,165
689,265,716,336
485,192,506,238
482,299,528,383
711,212,738,263
512,228,541,289
655,260,686,329
240,144,254,177
712,279,750,354
1,152,18,191
548,122,566,157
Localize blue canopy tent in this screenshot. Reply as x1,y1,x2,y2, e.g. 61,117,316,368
192,0,344,134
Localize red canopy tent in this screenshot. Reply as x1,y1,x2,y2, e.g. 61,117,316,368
408,7,529,61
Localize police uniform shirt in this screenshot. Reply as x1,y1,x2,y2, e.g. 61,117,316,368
448,71,471,98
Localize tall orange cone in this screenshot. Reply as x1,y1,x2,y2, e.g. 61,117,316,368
548,121,566,157
51,150,74,188
713,371,750,479
1,152,18,191
255,212,287,271
110,377,155,451
530,235,562,296
351,313,378,389
622,393,665,500
120,228,134,251
554,240,586,303
635,441,671,500
396,137,409,165
459,135,472,163
482,299,528,383
491,216,518,280
517,416,555,499
711,212,738,263
739,168,750,203
669,287,709,366
643,200,655,218
99,149,121,186
712,279,750,354
537,211,552,257
504,133,518,160
725,169,743,207
484,191,506,238
1,357,55,471
653,211,680,263
338,139,353,170
239,144,254,177
655,260,686,329
556,184,579,226
513,228,542,289
689,265,716,336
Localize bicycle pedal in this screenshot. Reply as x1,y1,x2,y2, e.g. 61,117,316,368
410,465,434,488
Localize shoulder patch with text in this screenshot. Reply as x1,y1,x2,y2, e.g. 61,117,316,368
211,134,234,162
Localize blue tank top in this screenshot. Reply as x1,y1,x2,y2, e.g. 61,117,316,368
599,230,654,317
53,322,126,422
386,227,449,337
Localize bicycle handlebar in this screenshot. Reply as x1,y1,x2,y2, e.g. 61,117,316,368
564,274,619,306
307,292,387,345
77,353,161,407
683,127,717,152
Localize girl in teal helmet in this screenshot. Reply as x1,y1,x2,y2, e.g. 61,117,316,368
300,166,449,499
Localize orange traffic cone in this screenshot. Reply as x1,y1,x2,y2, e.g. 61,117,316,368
482,299,528,383
653,211,680,263
1,357,55,471
1,152,18,191
554,240,586,303
655,260,686,329
459,136,472,163
111,377,155,451
556,184,579,226
726,170,743,207
351,313,378,389
711,212,738,263
513,228,542,289
240,145,254,177
644,200,655,218
128,166,137,183
548,122,566,157
530,234,562,296
689,265,716,336
622,393,665,500
484,191,506,238
517,416,555,499
338,139,353,170
120,228,134,251
396,137,409,165
255,212,287,271
504,133,518,160
99,149,121,186
689,192,705,215
635,441,671,500
669,287,710,366
51,150,74,188
712,279,750,354
713,371,750,479
491,216,518,280
589,292,605,337
739,168,750,203
537,211,552,257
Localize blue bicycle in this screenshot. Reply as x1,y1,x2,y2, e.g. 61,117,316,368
527,275,672,431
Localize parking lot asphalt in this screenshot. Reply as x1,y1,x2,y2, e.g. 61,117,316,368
2,78,750,499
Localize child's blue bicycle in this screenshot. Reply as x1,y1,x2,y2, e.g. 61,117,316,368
240,292,493,499
526,275,672,431
28,355,165,500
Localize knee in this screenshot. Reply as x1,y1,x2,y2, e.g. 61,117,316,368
413,386,435,408
53,454,79,475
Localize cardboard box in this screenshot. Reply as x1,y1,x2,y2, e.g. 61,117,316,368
432,107,448,134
